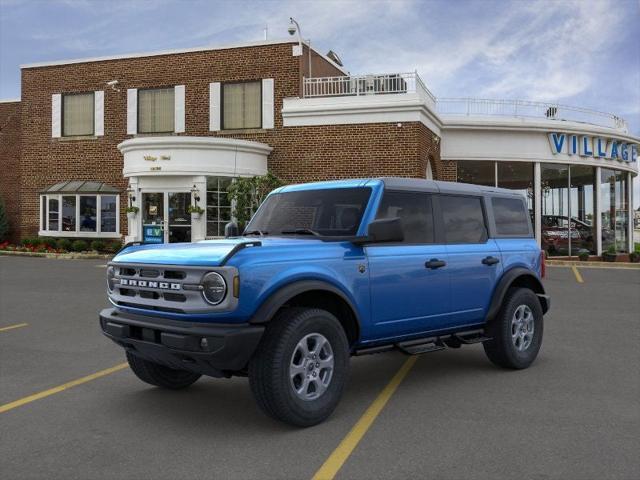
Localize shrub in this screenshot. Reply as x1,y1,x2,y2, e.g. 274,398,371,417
57,238,73,251
71,240,88,252
21,237,38,247
577,250,589,261
38,237,57,249
0,197,8,242
90,240,106,252
104,241,121,253
227,172,284,229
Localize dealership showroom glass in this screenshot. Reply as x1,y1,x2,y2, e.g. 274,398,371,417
0,38,637,256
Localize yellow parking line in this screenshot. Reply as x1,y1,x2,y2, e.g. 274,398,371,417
571,265,584,283
0,363,128,414
0,323,28,332
312,356,418,480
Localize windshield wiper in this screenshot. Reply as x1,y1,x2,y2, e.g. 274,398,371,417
280,228,322,237
244,229,268,236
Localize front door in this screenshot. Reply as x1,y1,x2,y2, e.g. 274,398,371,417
141,192,192,243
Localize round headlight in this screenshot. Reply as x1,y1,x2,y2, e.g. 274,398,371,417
202,272,227,305
106,266,116,292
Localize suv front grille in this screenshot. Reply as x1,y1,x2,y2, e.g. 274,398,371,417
109,262,238,315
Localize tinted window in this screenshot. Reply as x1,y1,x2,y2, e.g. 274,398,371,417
440,195,487,244
492,197,530,236
246,188,371,237
376,192,434,243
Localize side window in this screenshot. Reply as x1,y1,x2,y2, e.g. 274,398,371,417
375,191,434,243
492,197,530,236
440,195,487,244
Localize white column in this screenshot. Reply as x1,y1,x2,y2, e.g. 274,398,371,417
191,175,207,242
534,162,541,247
628,172,633,253
595,166,602,256
125,177,141,243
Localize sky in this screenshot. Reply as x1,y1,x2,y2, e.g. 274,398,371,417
1,0,639,203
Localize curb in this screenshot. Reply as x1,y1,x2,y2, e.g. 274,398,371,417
547,260,640,269
0,250,113,260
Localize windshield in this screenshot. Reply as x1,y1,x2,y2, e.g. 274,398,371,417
245,187,372,237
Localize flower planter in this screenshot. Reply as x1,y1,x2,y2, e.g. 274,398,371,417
191,212,202,221
127,212,137,222
603,253,620,262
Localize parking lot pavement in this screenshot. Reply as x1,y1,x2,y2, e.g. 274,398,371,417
1,257,639,480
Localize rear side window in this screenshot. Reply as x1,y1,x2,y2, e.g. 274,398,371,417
492,197,530,236
376,191,434,243
440,195,487,244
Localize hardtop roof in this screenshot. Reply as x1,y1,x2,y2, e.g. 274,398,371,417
276,177,523,197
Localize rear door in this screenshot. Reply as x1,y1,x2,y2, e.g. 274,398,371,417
438,194,503,327
366,191,451,341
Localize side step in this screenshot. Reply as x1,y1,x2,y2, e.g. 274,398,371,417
354,328,491,357
396,338,445,355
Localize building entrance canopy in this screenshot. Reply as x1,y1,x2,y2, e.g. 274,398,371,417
118,136,271,244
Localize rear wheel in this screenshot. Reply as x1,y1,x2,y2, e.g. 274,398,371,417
483,288,543,369
249,307,350,427
126,351,201,389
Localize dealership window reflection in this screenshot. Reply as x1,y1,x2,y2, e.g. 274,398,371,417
206,177,233,237
601,169,628,253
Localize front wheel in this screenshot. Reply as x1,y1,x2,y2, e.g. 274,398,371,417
483,288,544,369
249,307,350,427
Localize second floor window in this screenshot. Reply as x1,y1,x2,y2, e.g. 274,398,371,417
223,81,261,130
63,92,94,136
138,87,175,133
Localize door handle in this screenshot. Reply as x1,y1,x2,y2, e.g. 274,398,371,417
482,256,500,266
425,259,446,269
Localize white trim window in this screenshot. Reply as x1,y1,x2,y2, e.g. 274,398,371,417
52,91,104,138
39,193,120,238
222,81,262,130
128,85,185,134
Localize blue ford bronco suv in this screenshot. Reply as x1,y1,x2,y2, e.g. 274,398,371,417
100,178,549,426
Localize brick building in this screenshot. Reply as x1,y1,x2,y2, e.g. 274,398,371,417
0,38,637,255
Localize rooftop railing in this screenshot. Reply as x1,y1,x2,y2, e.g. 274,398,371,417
436,98,628,131
303,72,436,103
301,74,628,131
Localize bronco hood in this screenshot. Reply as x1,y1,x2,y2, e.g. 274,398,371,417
112,237,328,266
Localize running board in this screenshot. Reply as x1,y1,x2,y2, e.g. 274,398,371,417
354,328,490,357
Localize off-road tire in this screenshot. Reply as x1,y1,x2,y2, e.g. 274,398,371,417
483,287,543,369
126,351,201,389
248,307,350,427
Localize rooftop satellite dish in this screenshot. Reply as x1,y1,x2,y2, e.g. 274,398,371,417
326,50,343,67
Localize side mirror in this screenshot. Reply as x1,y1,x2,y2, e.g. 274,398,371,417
353,217,404,245
224,222,239,238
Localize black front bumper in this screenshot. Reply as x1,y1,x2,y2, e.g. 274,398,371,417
99,308,264,377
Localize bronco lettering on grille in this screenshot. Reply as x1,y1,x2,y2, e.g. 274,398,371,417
119,279,181,290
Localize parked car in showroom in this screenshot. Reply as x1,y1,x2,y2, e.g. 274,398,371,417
100,178,549,426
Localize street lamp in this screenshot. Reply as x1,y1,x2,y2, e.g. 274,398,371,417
288,17,311,77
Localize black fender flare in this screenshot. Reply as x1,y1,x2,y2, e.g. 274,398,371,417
485,267,549,322
249,280,362,329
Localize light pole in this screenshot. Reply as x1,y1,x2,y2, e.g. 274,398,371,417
288,17,311,78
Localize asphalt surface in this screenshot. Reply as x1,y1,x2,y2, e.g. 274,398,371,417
0,256,638,480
